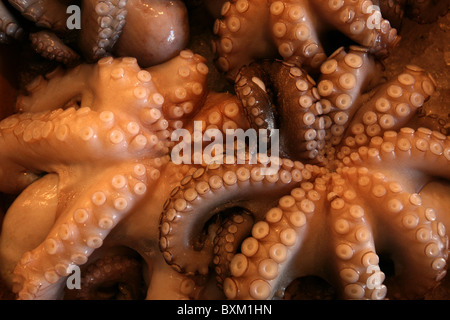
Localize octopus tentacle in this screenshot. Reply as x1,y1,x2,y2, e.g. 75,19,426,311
234,60,277,135
268,0,327,71
78,0,128,62
223,167,448,300
0,0,24,43
212,0,277,80
213,0,400,79
12,162,154,299
405,0,450,24
8,0,69,32
159,158,315,275
64,254,146,300
311,0,400,58
339,167,448,299
341,127,450,182
213,208,254,288
317,46,382,148
149,50,209,122
223,181,326,300
326,180,386,300
235,60,322,161
346,65,437,141
30,31,80,66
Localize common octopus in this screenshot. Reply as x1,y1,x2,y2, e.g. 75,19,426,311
0,0,189,66
0,0,449,300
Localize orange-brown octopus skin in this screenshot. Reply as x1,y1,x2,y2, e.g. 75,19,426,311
0,50,224,299
234,45,436,165
212,0,400,80
221,128,449,300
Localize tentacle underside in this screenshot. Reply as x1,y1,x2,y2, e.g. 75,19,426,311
78,0,128,62
223,167,448,300
8,0,69,32
311,0,400,57
12,162,154,299
268,0,327,71
213,0,277,80
0,1,24,42
160,159,318,275
30,31,80,65
345,65,437,141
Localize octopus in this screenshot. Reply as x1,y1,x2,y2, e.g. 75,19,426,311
159,45,450,300
0,0,190,67
0,0,449,301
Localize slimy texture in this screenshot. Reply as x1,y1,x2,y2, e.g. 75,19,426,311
0,0,448,301
1,0,190,66
213,0,400,80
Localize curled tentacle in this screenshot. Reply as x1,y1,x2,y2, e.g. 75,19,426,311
213,207,254,288
159,157,318,275
267,0,327,72
223,181,327,300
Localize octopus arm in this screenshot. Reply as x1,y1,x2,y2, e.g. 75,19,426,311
310,0,400,57
11,161,154,299
0,0,24,42
8,0,70,32
78,0,128,62
340,167,448,299
267,0,327,71
346,65,437,140
341,127,450,182
0,174,59,289
222,180,329,300
29,31,80,65
159,159,315,276
212,0,278,80
317,46,382,147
